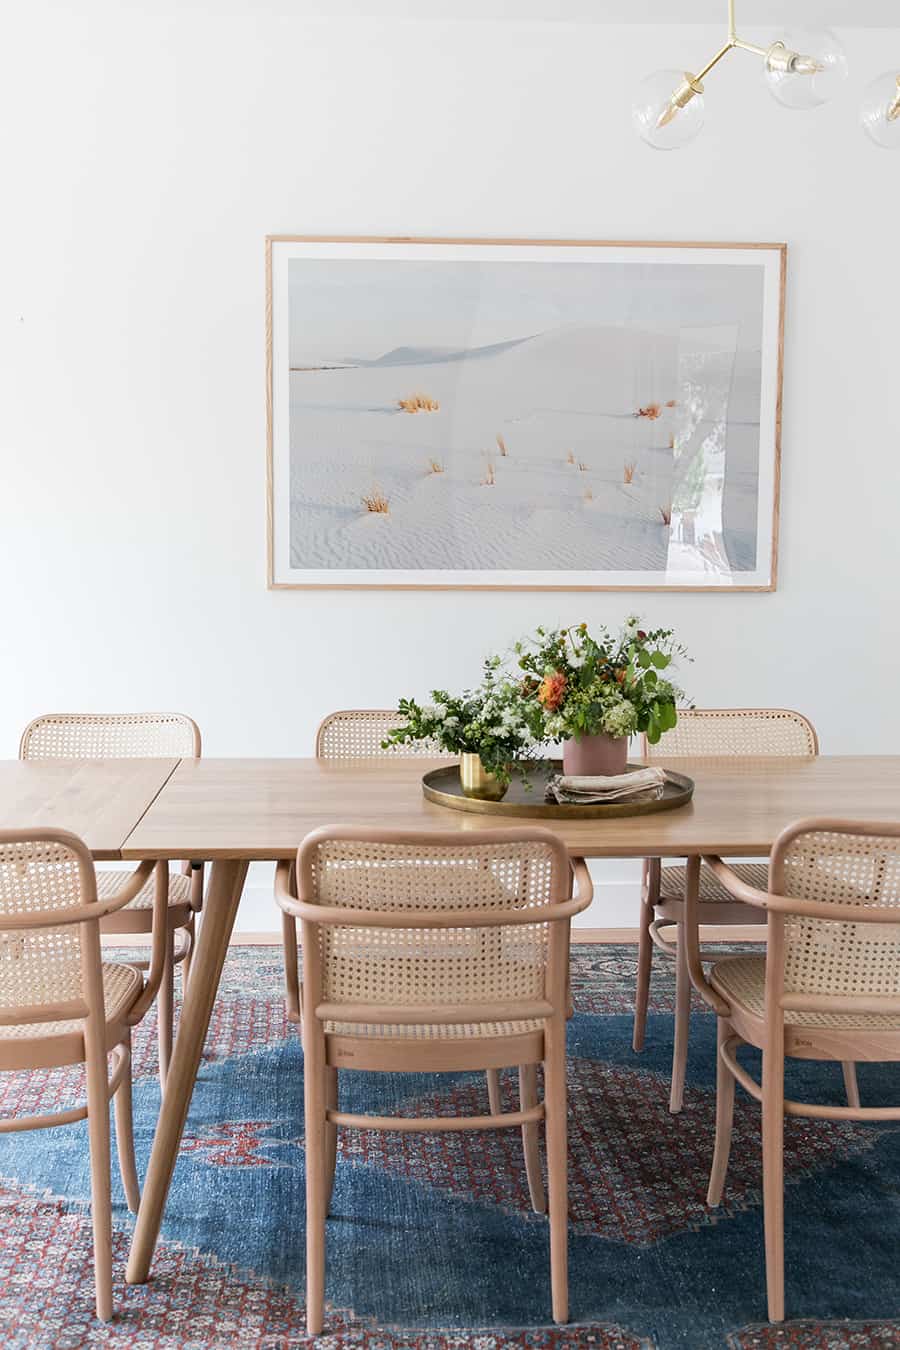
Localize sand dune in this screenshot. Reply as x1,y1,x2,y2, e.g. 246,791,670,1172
289,322,761,573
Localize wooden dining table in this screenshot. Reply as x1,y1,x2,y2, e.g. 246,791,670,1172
2,752,899,1285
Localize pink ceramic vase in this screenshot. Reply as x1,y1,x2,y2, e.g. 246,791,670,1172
561,733,629,777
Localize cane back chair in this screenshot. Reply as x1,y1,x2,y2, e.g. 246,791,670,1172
310,710,523,1118
19,713,204,1089
633,708,844,1113
0,829,167,1320
276,826,591,1331
690,821,900,1323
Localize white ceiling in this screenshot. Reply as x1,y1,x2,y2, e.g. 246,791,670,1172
290,1,897,23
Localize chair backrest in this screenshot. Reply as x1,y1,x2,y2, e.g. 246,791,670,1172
770,821,900,1009
645,707,817,758
296,828,572,1014
316,709,439,759
0,829,100,1026
20,712,201,761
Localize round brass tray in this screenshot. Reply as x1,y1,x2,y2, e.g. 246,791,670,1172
422,761,694,819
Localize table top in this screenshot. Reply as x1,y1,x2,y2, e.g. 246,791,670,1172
0,758,179,860
120,755,900,861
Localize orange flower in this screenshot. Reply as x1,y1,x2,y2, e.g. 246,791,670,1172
538,671,567,712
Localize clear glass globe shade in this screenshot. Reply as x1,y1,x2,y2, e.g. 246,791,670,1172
860,72,900,150
632,69,705,150
764,29,848,109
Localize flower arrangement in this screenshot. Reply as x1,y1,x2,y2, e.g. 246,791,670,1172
382,659,533,785
512,617,688,746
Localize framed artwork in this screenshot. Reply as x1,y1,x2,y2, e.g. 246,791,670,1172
266,236,784,590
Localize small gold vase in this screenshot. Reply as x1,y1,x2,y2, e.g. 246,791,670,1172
459,752,508,802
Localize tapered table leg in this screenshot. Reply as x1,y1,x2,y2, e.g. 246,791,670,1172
126,858,248,1284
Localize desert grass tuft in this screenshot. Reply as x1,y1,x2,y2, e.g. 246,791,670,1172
361,488,390,514
623,461,636,484
496,433,509,457
398,393,440,414
427,458,444,475
481,462,496,487
658,503,672,526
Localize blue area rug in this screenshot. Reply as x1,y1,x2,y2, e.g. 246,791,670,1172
0,945,898,1349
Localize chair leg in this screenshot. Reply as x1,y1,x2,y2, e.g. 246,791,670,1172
305,1043,327,1335
157,923,175,1093
669,920,691,1114
841,1061,860,1108
84,1028,114,1321
114,1031,141,1214
486,1068,502,1115
519,1064,546,1215
633,887,653,1053
761,1043,786,1323
324,1066,338,1215
707,1018,735,1207
544,1021,569,1324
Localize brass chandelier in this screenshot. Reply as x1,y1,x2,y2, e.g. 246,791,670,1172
632,0,900,151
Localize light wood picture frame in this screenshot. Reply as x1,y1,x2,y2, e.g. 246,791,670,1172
266,236,785,591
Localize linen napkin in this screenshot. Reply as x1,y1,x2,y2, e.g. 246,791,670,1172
545,766,667,804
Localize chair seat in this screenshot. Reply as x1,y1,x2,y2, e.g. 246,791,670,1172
711,955,900,1030
660,861,769,904
96,869,191,911
325,1017,543,1040
0,961,143,1041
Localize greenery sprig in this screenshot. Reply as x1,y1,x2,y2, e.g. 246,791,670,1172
382,659,535,785
511,617,689,745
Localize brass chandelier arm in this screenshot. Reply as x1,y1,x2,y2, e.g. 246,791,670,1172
889,75,900,122
657,0,815,130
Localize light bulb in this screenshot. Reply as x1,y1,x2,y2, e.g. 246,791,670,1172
860,72,900,150
764,28,848,110
632,69,705,150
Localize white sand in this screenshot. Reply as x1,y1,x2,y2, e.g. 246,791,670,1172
288,323,761,574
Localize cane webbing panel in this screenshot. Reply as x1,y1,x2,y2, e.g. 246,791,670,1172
661,862,770,905
647,708,817,758
310,840,556,1023
0,962,142,1041
780,829,900,1004
21,712,197,760
0,838,87,1017
95,869,191,912
317,710,440,759
324,1016,543,1039
712,954,900,1030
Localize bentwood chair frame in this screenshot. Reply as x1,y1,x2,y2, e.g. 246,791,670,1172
680,820,900,1323
631,708,862,1113
276,825,592,1332
0,829,167,1320
312,710,523,1121
19,713,205,1090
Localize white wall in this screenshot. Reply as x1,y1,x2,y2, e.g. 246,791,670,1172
2,6,898,930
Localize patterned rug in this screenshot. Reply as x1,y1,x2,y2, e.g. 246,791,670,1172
1,945,898,1350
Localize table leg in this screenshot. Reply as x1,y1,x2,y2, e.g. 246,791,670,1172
126,857,248,1284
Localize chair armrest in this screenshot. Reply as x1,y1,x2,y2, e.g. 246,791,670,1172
570,858,593,913
278,891,588,929
127,861,173,1023
682,857,731,1016
702,856,771,910
0,859,156,932
703,855,895,924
